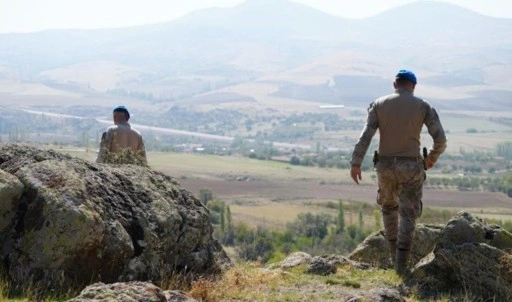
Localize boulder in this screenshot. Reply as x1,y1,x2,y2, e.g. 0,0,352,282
67,281,198,302
441,211,512,251
413,243,512,300
347,287,406,302
276,252,371,272
0,169,24,235
279,251,312,268
305,256,337,275
0,144,230,293
412,212,512,300
349,211,512,299
348,224,444,267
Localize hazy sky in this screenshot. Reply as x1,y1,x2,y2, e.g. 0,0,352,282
0,0,510,33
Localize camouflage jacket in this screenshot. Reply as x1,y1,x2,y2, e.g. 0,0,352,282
350,89,447,167
96,122,147,165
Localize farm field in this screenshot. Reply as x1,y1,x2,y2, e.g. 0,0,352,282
61,148,512,228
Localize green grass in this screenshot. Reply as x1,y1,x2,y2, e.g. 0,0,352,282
61,148,356,183
150,152,354,181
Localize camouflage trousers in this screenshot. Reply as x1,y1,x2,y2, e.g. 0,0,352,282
376,158,425,251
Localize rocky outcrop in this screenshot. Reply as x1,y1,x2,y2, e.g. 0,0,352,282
348,211,512,300
346,287,405,302
67,282,198,302
278,251,312,268
276,252,371,273
305,256,337,275
412,212,512,301
0,144,230,293
0,169,24,234
348,224,444,268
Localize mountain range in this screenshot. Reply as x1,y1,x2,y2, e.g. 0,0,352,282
0,0,511,112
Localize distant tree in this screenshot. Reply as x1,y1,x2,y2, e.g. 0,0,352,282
290,155,301,165
287,212,331,240
336,200,345,234
223,205,235,245
236,226,275,262
199,188,213,204
220,203,226,232
373,209,382,230
497,141,512,160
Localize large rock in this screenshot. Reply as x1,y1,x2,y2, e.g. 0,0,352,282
441,211,512,251
275,252,371,271
0,144,230,292
349,211,512,299
279,251,312,268
412,243,512,301
0,169,24,235
348,224,444,267
67,281,198,302
412,212,512,300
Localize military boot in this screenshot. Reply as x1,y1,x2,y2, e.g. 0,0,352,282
382,206,399,266
395,248,410,277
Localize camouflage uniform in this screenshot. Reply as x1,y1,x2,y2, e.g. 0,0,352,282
96,121,147,165
350,87,447,265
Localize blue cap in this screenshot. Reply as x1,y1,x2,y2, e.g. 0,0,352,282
113,105,130,119
395,69,417,84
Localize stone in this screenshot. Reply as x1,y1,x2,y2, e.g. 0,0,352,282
67,281,198,302
348,224,443,268
305,256,337,276
0,169,24,235
280,251,312,268
0,144,231,293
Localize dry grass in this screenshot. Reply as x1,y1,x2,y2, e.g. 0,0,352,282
229,202,379,230
185,262,403,301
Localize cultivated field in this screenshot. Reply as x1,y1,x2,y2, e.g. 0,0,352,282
64,148,512,229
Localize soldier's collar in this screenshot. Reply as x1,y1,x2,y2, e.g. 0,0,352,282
395,88,414,94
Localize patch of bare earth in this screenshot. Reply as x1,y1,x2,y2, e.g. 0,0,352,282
179,177,512,209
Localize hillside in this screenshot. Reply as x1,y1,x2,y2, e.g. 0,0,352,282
0,0,511,112
1,143,511,301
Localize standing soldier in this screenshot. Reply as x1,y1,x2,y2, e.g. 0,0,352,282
349,70,447,276
96,105,148,165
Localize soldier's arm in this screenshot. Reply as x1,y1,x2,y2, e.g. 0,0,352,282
424,104,447,163
138,136,148,164
96,129,113,163
350,103,378,167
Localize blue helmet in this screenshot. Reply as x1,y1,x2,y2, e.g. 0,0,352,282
395,69,417,85
113,105,130,120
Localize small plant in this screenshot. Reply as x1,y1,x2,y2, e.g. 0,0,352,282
342,279,361,288
188,277,215,301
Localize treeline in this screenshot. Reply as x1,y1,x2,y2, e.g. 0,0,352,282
425,174,512,197
200,191,375,263
0,109,102,146
200,189,512,264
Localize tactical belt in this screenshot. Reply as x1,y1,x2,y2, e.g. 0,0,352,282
378,156,422,161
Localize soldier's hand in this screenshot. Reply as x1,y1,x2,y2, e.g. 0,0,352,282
425,158,435,169
350,166,362,184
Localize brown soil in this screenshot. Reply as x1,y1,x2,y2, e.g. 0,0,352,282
178,177,512,210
